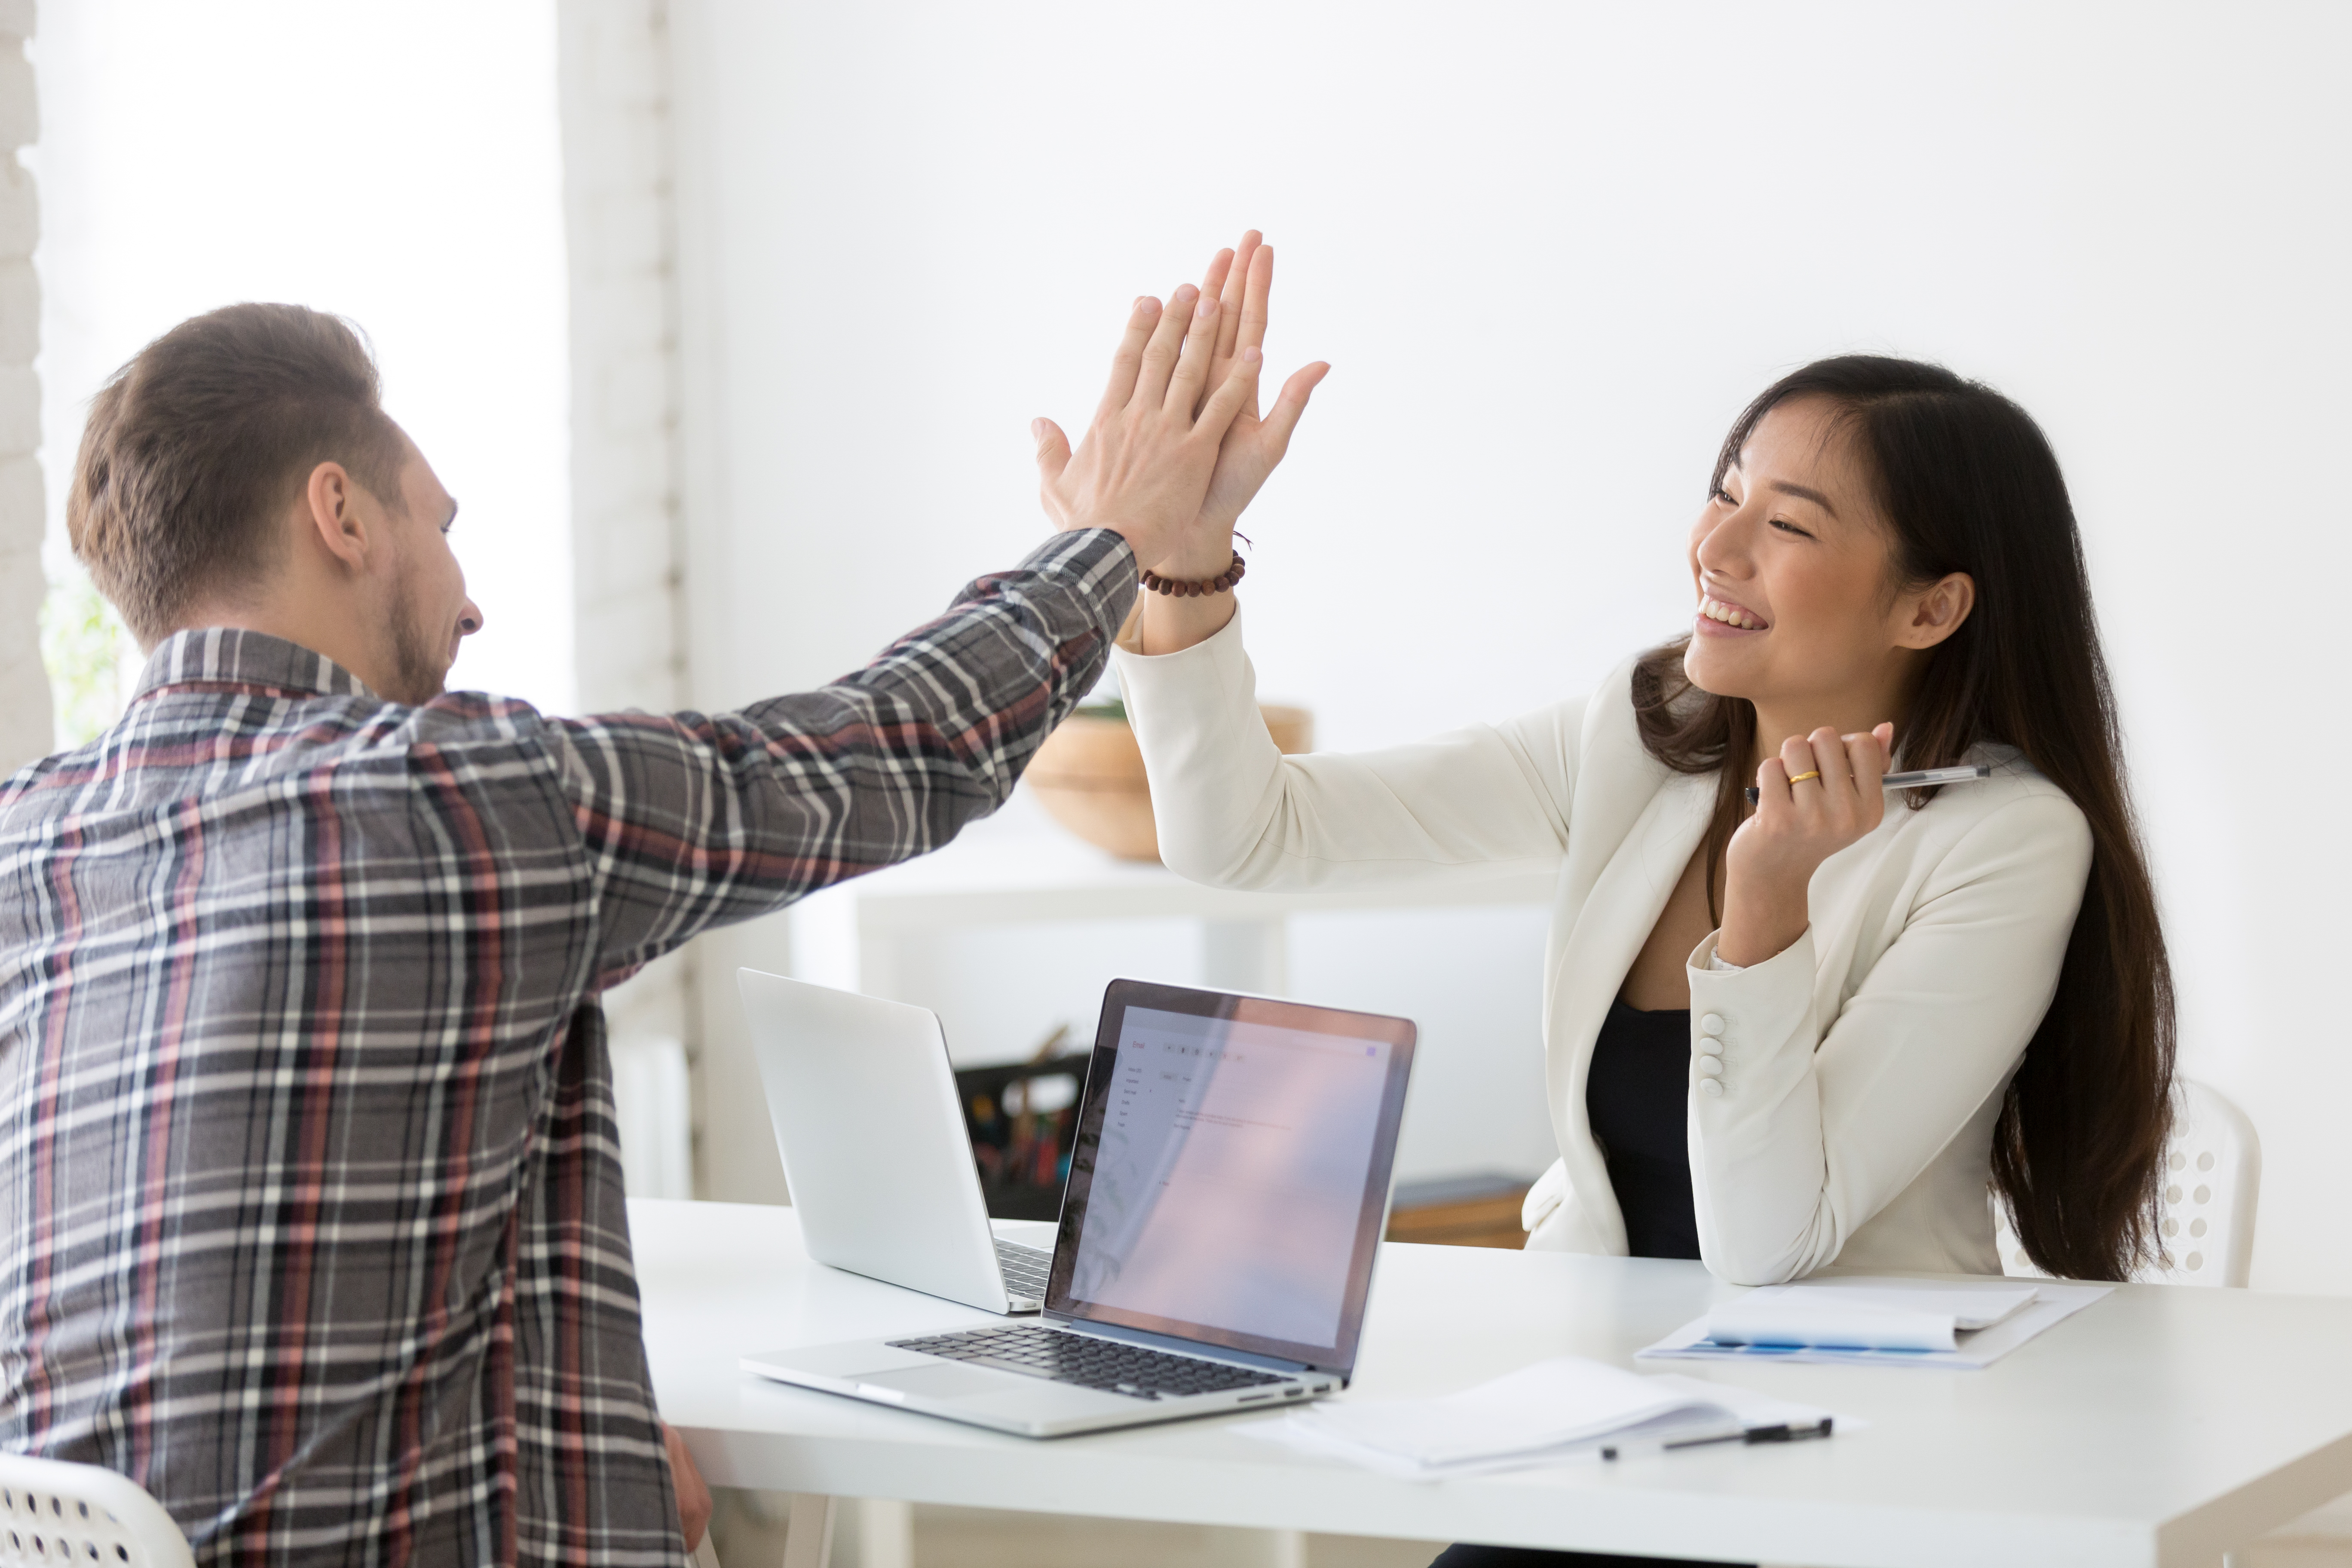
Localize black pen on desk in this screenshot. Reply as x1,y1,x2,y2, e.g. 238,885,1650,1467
1600,1418,1834,1461
1744,763,1991,807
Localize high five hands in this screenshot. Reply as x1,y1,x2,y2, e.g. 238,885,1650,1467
1035,231,1329,591
1718,723,1897,967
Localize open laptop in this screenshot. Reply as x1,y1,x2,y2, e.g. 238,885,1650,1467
738,968,1056,1313
741,977,1418,1438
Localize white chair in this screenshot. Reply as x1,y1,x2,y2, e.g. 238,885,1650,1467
0,1453,193,1568
0,1455,727,1568
1997,1077,2261,1287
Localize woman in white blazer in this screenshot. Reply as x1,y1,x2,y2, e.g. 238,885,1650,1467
1042,236,2174,1309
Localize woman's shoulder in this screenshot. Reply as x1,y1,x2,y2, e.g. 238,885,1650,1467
1907,742,2093,861
1491,652,1659,781
1956,743,2079,810
1482,654,1689,843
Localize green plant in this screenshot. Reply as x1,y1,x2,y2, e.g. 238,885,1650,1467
39,570,133,748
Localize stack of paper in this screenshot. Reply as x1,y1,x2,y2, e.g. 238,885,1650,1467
1638,1276,2112,1369
1248,1357,1838,1480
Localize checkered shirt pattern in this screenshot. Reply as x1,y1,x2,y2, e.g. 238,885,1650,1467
0,529,1138,1565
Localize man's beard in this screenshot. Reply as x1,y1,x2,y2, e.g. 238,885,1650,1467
383,570,447,704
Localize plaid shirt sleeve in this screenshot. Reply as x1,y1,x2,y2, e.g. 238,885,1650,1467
552,527,1137,983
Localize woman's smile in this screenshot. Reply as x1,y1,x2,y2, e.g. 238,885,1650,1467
1695,594,1769,634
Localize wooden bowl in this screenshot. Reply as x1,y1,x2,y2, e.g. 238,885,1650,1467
1026,704,1312,862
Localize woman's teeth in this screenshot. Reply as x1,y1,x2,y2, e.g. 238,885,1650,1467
1700,597,1766,631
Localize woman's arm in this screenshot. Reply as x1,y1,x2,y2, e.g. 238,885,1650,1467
1684,790,2094,1284
1115,609,1577,891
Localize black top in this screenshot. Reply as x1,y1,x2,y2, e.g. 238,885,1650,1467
1584,999,1701,1260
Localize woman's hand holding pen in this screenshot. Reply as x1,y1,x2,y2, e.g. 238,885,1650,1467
1717,724,1895,968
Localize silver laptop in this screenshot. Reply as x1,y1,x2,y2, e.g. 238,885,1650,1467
741,977,1418,1438
738,968,1056,1314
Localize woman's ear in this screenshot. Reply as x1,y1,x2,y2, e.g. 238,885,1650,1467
1897,572,1976,650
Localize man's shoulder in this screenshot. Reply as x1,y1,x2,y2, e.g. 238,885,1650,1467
251,689,568,796
3,686,566,830
398,688,556,749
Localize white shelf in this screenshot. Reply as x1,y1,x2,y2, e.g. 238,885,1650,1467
787,790,1554,998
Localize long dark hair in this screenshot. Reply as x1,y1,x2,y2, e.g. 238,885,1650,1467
1631,355,2174,1282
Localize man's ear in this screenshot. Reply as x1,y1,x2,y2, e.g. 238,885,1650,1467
303,461,372,571
1897,571,1976,651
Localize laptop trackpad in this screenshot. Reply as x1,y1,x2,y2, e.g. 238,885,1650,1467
854,1363,1017,1403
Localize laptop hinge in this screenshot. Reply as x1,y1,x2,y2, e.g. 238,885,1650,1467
1044,1313,1313,1376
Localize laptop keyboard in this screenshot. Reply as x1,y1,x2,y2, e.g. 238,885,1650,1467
994,1238,1051,1300
888,1324,1292,1400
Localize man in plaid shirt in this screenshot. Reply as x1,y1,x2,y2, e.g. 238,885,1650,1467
0,251,1318,1565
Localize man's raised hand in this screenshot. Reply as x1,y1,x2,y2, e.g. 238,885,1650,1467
1034,281,1262,572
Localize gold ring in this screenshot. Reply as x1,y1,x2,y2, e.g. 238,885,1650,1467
1787,770,1823,785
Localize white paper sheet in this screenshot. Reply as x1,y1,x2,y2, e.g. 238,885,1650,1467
1638,1277,2111,1369
1699,1280,2041,1352
1242,1358,1841,1480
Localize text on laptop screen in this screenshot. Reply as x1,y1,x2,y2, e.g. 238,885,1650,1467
1060,1003,1398,1356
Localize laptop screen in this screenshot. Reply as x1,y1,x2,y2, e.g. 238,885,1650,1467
1044,979,1416,1372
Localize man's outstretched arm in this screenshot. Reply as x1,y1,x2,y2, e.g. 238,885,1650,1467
556,276,1274,980
556,528,1135,982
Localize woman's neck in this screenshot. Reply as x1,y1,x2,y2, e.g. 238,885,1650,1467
1746,681,1915,774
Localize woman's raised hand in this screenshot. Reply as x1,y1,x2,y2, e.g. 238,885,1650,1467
1160,231,1330,580
1033,281,1262,573
1718,723,1896,968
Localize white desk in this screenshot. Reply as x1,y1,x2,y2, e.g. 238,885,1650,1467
635,1199,2352,1568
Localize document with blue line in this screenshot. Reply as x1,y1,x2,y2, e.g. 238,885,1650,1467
1637,1276,2112,1369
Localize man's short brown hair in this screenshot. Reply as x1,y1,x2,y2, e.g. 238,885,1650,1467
68,303,410,644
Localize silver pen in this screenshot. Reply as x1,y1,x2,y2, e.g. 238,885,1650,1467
1745,763,1991,807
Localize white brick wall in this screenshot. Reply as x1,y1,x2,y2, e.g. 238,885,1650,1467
557,0,703,1190
0,0,48,776
561,0,683,719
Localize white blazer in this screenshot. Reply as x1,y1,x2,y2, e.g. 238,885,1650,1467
1111,612,2093,1285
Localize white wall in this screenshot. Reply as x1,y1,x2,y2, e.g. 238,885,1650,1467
33,0,572,713
668,0,2352,1288
0,0,48,775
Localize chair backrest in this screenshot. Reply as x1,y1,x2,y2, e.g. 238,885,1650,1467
0,1453,194,1568
1996,1077,2261,1288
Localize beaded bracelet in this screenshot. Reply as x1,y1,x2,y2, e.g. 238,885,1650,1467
1139,551,1246,598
